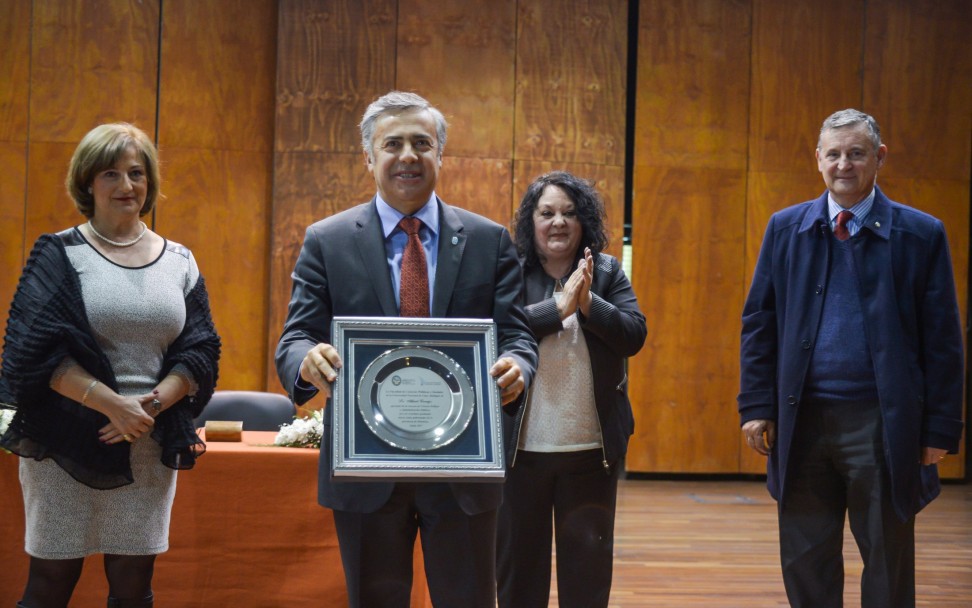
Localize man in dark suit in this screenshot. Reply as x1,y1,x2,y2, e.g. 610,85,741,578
276,91,538,608
738,109,964,607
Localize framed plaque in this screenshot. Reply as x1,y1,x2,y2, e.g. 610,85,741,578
331,317,505,482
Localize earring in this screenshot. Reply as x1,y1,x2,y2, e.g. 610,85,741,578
87,187,92,194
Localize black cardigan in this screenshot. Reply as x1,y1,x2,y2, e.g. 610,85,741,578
0,231,221,489
506,254,647,468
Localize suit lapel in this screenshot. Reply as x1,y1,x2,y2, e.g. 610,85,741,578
432,200,466,316
354,200,398,316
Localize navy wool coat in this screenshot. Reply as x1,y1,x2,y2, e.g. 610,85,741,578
738,187,964,521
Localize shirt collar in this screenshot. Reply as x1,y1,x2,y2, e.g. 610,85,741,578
828,187,876,224
375,193,439,239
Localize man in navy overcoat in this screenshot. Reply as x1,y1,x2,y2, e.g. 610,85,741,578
738,109,964,607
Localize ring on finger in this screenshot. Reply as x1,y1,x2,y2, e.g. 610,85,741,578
122,433,135,442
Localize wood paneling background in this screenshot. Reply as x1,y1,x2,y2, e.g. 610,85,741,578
155,0,277,391
629,0,752,473
0,0,31,341
0,0,968,485
0,0,276,395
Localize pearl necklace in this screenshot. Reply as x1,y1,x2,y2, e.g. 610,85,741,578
87,220,148,248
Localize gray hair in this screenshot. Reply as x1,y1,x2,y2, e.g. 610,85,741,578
817,108,882,149
359,91,448,161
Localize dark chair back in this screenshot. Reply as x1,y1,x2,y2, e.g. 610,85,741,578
195,390,296,432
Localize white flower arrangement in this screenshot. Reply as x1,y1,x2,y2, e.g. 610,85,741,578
0,408,13,435
0,409,14,454
273,409,324,449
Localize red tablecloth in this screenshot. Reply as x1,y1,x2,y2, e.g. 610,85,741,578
0,431,431,606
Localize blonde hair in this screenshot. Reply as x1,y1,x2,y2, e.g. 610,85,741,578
66,123,161,218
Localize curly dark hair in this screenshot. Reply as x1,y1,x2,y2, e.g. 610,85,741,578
513,171,609,270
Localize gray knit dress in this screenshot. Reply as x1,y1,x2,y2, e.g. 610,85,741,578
19,230,199,558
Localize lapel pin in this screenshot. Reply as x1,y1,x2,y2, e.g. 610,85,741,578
451,236,459,245
874,221,881,228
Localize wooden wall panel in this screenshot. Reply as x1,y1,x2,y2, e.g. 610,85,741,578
636,0,751,169
23,142,81,239
630,167,748,472
748,0,864,173
396,0,516,223
863,0,972,183
0,0,30,339
264,0,969,476
275,0,397,154
156,0,277,392
0,144,25,338
157,1,277,152
744,0,865,281
514,0,627,166
28,0,159,143
629,0,752,473
0,0,30,141
159,149,274,390
24,0,159,249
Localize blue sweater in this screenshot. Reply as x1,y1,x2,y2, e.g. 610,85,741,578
803,238,878,403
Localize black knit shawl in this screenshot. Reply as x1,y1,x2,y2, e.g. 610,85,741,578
0,231,221,489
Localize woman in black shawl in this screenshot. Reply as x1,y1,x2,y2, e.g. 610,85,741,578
0,123,220,608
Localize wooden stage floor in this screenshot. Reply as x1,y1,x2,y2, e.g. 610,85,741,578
546,478,971,607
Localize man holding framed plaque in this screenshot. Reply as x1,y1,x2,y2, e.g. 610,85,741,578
275,91,538,608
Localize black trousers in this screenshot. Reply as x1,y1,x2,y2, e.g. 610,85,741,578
496,449,620,608
779,400,915,608
332,482,497,608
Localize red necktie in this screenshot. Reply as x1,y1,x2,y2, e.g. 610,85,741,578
834,210,853,241
397,217,430,317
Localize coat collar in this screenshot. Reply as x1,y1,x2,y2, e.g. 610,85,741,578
797,186,892,241
861,186,892,240
432,199,466,317
353,200,398,316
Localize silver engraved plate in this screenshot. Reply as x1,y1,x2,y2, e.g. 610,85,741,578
356,347,475,451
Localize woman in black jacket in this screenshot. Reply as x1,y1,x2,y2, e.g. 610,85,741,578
497,171,647,608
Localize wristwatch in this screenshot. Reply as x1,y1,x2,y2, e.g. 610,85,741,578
150,398,163,417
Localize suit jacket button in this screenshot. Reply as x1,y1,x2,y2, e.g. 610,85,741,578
787,395,797,405
815,285,823,294
801,339,811,349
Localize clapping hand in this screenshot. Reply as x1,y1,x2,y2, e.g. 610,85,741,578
556,247,594,320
